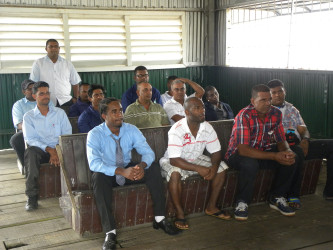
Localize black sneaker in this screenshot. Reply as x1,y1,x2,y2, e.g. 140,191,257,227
234,201,248,221
25,195,38,211
103,233,116,250
269,197,295,216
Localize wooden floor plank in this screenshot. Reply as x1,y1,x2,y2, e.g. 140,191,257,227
0,179,25,196
0,172,24,181
0,218,71,241
0,200,63,228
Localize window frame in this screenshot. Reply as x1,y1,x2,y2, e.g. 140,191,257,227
0,7,187,73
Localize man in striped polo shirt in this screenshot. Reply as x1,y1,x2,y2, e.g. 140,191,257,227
160,97,230,230
124,82,170,128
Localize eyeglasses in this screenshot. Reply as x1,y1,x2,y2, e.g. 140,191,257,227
92,93,105,98
136,74,149,78
37,91,51,97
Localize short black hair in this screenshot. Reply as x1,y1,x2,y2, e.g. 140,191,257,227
32,81,49,94
267,79,285,89
134,66,148,75
99,97,120,116
251,84,270,99
79,82,90,89
204,85,217,97
167,75,178,82
184,97,202,111
46,39,59,47
88,84,105,98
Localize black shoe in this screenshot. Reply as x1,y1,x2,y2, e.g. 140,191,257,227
103,233,116,250
153,218,179,235
25,195,38,211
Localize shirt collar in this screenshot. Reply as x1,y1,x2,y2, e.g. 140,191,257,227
180,118,205,138
102,122,124,139
23,97,36,104
33,103,55,116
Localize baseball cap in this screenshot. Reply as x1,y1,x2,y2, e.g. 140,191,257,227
21,79,35,91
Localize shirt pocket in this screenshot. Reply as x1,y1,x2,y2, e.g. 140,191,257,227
50,123,62,136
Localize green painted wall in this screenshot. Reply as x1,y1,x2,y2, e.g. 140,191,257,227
203,67,333,139
1,66,332,149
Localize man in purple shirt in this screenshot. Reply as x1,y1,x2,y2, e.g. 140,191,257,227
78,84,105,133
121,66,162,112
69,83,91,117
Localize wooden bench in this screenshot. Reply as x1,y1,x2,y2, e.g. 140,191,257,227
38,116,79,199
56,120,323,236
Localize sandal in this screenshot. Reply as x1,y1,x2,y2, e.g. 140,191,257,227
174,218,189,230
288,197,301,209
205,209,231,220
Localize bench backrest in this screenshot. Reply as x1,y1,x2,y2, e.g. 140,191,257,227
58,119,234,192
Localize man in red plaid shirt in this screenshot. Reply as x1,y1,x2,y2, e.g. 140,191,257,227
225,84,298,221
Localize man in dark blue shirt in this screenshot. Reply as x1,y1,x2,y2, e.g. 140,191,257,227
204,86,234,121
69,83,90,117
121,66,162,112
78,84,105,133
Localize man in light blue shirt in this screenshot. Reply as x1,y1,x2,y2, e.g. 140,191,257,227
10,79,36,169
87,98,178,250
23,81,72,211
30,39,81,107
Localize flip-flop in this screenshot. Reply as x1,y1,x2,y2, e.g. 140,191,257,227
205,209,231,220
174,218,189,230
288,197,301,209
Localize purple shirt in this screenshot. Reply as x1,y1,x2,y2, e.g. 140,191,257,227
69,97,91,117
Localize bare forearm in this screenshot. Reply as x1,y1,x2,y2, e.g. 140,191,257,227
210,151,222,169
170,157,201,172
72,84,79,98
237,144,276,161
277,141,291,152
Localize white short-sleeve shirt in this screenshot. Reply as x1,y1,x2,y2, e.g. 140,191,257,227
30,55,81,105
161,118,221,163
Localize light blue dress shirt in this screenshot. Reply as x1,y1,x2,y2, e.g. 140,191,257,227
22,105,72,151
30,55,81,106
12,97,36,128
87,122,155,176
12,97,55,128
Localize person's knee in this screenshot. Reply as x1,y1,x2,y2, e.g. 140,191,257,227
169,171,181,183
237,157,259,175
10,133,23,148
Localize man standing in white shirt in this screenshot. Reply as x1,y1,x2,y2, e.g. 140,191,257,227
30,39,81,107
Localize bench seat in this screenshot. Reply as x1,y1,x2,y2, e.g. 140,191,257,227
56,120,323,236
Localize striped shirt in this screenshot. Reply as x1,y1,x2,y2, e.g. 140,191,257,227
225,104,286,160
162,118,221,162
124,99,169,128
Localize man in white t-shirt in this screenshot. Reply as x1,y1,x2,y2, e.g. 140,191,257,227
164,78,204,125
161,75,177,106
160,97,229,230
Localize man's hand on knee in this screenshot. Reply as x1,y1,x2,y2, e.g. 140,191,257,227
274,151,295,166
46,147,60,166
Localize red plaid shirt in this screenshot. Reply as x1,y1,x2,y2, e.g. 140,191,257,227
225,104,286,160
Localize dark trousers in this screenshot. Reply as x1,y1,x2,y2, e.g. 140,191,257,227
10,131,25,167
56,99,74,107
289,139,333,197
24,146,50,197
92,162,166,232
227,148,298,204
